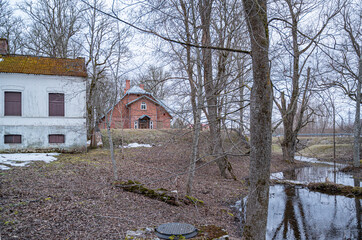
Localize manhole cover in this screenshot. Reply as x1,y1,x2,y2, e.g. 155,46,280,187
155,222,198,239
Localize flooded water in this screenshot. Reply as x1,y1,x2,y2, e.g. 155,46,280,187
236,157,362,239
267,184,361,239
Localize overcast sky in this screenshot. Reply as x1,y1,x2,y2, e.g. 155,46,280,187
7,0,358,126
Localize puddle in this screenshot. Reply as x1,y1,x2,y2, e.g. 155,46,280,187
237,156,362,239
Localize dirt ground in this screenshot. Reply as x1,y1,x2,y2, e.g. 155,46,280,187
0,138,318,239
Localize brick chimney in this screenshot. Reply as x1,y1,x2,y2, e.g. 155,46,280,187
139,84,144,90
124,80,131,94
0,38,8,55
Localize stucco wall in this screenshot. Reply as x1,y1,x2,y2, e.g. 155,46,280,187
0,73,86,152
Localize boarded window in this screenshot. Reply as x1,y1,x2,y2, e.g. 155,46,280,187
4,135,22,144
49,134,65,143
49,93,64,116
4,92,21,116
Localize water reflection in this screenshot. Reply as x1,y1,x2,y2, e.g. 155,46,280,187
267,185,361,239
271,165,361,187
354,179,361,240
238,162,362,239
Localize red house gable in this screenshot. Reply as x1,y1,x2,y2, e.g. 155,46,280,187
98,80,172,129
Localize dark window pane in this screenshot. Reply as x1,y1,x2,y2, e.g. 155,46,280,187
4,135,22,144
5,92,21,116
49,93,64,116
49,134,65,143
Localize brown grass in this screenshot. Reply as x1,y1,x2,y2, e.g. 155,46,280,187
0,132,303,239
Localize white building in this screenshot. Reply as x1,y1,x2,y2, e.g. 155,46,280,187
0,39,87,152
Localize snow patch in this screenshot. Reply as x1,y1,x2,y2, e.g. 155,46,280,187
0,153,60,170
295,155,344,166
87,140,103,147
122,143,152,148
270,172,284,180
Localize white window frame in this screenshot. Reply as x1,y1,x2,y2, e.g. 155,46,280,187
134,121,138,129
141,102,147,110
150,121,153,129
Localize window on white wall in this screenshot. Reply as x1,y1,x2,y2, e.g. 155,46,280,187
49,134,65,143
150,121,153,129
4,92,21,116
134,121,138,129
49,93,65,116
141,102,146,110
4,135,22,144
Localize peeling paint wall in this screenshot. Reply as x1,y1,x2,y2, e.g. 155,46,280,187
0,73,86,152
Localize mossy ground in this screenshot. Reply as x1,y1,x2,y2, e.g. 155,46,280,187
307,182,362,198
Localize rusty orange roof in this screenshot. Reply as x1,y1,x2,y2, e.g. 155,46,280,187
0,54,87,77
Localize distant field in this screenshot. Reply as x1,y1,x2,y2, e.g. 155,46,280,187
272,136,354,160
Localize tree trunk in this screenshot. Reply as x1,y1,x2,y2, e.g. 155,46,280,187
353,53,361,168
186,106,201,195
183,0,203,195
281,120,297,163
281,137,296,163
199,0,233,179
242,0,272,239
105,110,118,180
238,59,246,134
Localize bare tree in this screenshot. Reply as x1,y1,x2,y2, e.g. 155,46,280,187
199,0,237,179
20,0,83,58
138,65,171,99
241,0,272,239
326,1,361,167
270,0,342,162
95,77,119,179
95,22,130,180
355,53,362,168
0,0,24,54
83,0,119,148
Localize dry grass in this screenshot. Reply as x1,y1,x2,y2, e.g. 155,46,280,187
298,144,352,158
272,136,354,161
101,129,193,148
0,131,301,239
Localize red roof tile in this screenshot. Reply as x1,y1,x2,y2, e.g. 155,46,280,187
0,55,87,77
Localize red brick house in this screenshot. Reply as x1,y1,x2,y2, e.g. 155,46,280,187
98,80,172,129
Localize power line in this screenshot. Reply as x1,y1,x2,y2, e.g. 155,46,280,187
81,0,251,55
